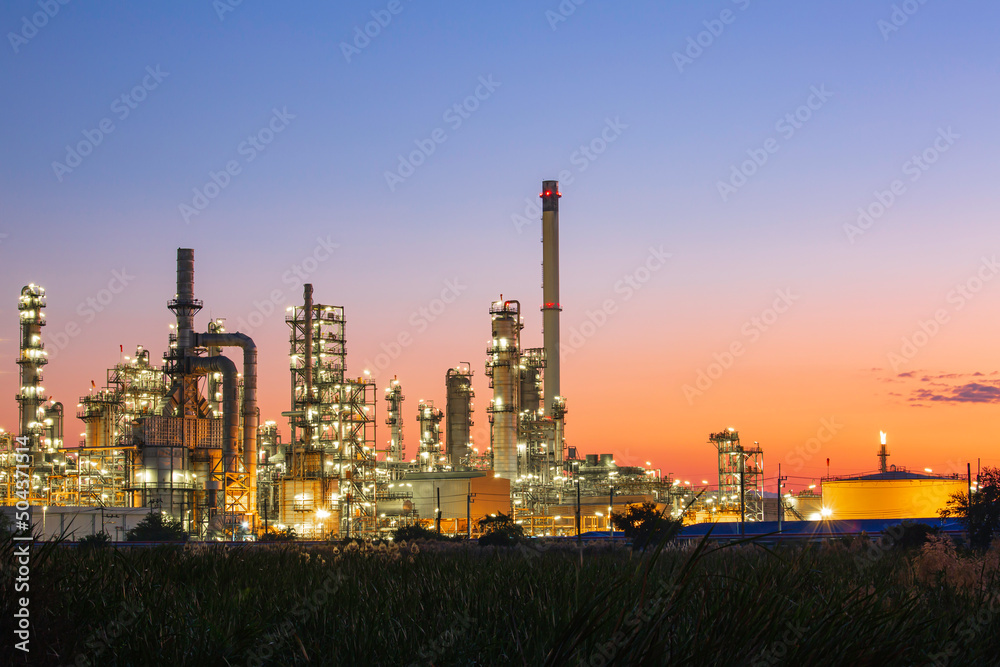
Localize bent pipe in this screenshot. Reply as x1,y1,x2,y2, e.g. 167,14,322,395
195,333,258,511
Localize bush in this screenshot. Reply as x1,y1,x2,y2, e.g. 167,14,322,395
941,466,1000,549
126,511,189,542
882,522,938,550
478,512,524,547
258,527,297,542
392,523,457,542
610,501,682,550
78,532,112,549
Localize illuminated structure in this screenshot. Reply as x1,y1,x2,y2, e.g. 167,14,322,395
383,378,405,477
445,365,474,467
416,400,444,471
710,429,764,522
281,284,377,538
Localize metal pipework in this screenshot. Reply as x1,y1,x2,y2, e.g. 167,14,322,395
540,181,561,416
187,354,239,473
195,332,258,511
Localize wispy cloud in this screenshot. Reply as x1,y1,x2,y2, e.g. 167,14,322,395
875,369,1000,406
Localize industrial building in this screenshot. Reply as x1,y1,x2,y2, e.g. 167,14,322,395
1,179,967,541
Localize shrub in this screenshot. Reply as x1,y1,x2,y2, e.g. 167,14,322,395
610,501,682,549
882,522,937,550
392,523,457,542
78,531,112,549
258,527,297,542
126,511,189,542
478,512,524,547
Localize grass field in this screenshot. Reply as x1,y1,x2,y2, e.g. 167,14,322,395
2,533,999,665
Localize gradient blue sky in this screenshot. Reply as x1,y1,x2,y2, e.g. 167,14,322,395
2,1,1000,489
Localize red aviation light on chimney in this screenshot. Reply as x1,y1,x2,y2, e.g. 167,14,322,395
540,190,561,198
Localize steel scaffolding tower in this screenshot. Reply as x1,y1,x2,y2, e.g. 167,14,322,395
282,285,377,538
710,429,764,522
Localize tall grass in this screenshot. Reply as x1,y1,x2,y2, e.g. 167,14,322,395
1,534,997,665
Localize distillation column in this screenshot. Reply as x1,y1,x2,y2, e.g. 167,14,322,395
487,300,522,480
417,400,444,471
445,365,474,468
385,378,405,470
16,285,48,456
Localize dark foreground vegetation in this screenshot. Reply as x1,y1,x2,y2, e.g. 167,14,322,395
3,525,1000,666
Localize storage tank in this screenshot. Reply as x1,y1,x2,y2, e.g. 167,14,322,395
822,471,966,520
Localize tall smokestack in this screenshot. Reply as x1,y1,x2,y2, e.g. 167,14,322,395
168,248,202,351
540,181,561,416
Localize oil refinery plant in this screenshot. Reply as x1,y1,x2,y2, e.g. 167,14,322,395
0,181,965,539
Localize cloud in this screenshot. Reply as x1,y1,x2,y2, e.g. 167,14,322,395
911,383,1000,404
879,369,1000,406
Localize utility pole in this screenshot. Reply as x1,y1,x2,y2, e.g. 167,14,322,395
436,487,442,534
968,462,973,516
777,464,787,533
466,491,472,539
739,451,745,538
609,486,615,538
576,481,581,545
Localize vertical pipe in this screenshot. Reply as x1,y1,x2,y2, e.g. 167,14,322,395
304,284,314,401
540,181,561,416
174,249,198,351
777,463,782,533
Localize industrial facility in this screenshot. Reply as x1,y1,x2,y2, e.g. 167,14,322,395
0,180,965,539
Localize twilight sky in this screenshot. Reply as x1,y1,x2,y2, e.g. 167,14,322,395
2,1,1000,491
